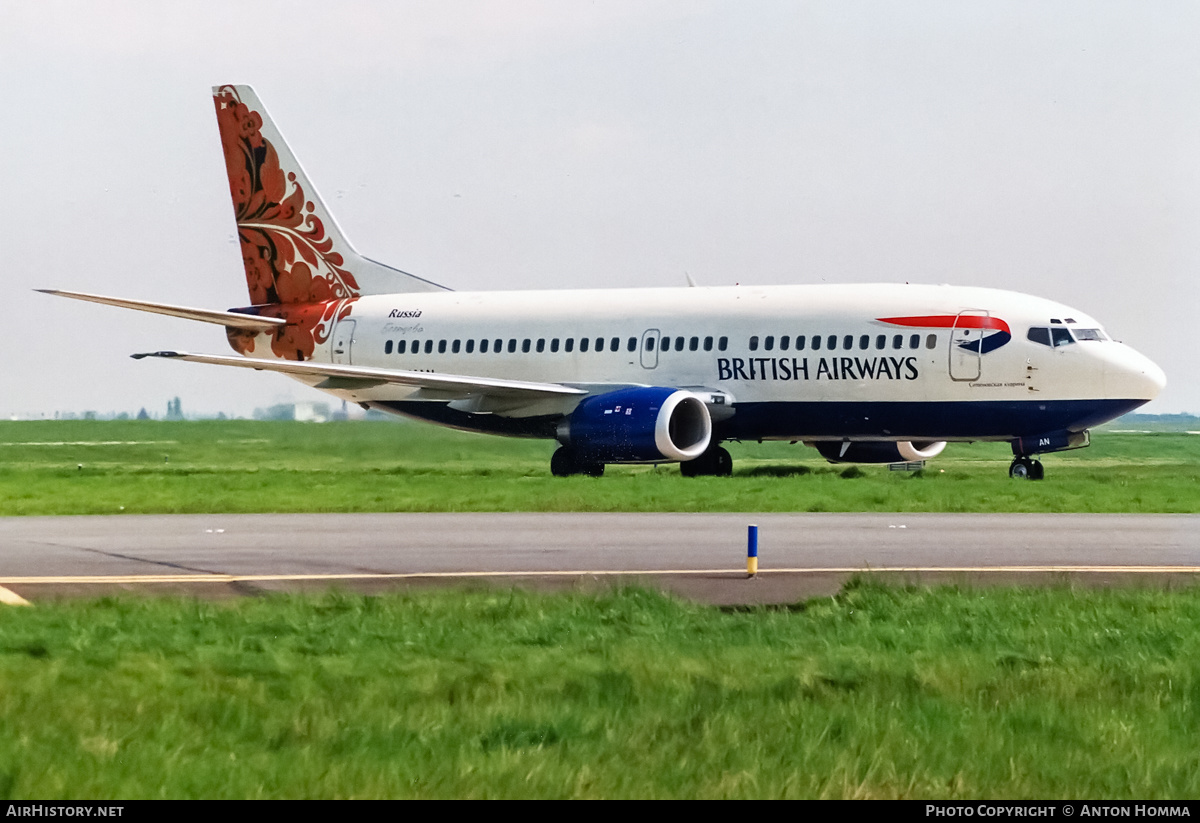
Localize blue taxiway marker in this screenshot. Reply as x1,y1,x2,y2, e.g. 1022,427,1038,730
747,524,758,577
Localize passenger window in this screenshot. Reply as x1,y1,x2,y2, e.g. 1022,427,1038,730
536,339,545,353
522,339,531,353
859,335,869,350
611,337,620,351
425,340,434,354
718,336,728,351
466,339,474,354
507,339,517,353
843,335,853,350
827,335,837,350
397,340,407,354
812,335,821,351
779,336,790,351
384,340,393,354
493,339,502,353
438,340,447,354
925,334,936,350
581,337,590,353
595,337,605,352
1051,328,1074,347
480,339,489,353
796,335,806,351
628,337,637,352
689,336,699,351
550,338,559,353
892,335,902,350
565,338,575,352
749,336,759,351
875,335,885,350
451,340,460,354
703,336,713,352
643,337,652,351
764,335,775,351
674,336,684,351
909,334,920,349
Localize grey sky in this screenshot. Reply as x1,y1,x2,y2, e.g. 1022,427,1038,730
3,1,1196,418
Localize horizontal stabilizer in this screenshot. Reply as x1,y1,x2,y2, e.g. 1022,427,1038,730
131,350,588,399
37,290,285,332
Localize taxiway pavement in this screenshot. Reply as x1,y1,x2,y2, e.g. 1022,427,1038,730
2,512,1197,604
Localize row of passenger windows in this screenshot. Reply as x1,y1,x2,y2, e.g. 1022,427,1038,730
749,333,938,352
386,327,1114,355
383,335,733,356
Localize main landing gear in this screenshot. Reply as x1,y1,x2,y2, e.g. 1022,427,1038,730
680,445,733,477
550,447,605,478
1008,456,1045,480
550,445,735,477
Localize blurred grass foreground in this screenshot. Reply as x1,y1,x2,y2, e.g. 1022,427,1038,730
1,583,1198,799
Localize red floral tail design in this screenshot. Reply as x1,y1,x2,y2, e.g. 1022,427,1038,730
214,85,360,307
212,84,446,361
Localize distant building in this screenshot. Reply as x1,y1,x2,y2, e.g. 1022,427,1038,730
252,402,333,422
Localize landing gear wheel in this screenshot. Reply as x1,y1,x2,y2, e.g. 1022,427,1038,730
1008,456,1043,480
680,445,733,477
551,448,605,478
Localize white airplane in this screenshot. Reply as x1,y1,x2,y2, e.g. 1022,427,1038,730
42,84,1165,479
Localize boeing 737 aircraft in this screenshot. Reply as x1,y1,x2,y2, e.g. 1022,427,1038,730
42,85,1165,479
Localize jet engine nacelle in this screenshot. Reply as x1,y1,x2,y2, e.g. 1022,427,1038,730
556,387,712,463
813,440,947,464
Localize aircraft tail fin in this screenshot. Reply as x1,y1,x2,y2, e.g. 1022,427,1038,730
212,84,448,305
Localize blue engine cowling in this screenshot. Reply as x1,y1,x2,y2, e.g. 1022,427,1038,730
813,440,947,463
556,387,712,463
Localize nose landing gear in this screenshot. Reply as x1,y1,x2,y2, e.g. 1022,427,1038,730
1009,456,1045,480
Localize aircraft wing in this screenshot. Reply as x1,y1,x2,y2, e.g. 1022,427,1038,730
37,290,286,333
131,350,588,399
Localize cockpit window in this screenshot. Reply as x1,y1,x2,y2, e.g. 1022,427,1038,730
1028,326,1080,347
1027,327,1051,346
1051,327,1073,347
1073,328,1107,342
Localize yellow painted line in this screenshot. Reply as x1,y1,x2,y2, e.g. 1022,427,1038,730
2,566,1200,587
0,586,32,606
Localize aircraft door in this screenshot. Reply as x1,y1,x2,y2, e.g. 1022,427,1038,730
332,319,357,365
949,311,986,381
640,329,660,369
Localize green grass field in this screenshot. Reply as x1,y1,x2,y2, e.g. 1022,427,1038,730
1,419,1197,514
2,583,1199,799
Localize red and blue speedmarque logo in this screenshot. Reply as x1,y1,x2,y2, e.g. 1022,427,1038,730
877,315,1012,354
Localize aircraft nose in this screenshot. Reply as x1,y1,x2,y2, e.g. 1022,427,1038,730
1107,344,1166,401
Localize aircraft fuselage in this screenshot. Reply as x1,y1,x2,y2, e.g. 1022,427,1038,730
229,282,1163,445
